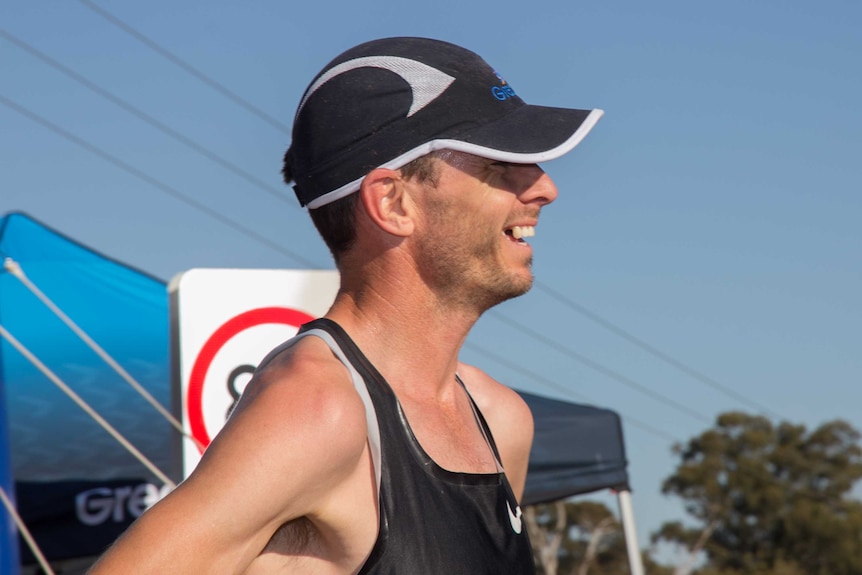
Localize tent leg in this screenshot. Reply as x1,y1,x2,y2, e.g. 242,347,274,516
617,489,645,575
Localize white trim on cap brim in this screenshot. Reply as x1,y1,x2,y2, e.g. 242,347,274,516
306,108,604,209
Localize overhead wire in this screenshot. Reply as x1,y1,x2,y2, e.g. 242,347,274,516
0,93,318,269
0,91,715,439
533,280,783,420
3,8,779,448
77,0,292,135
64,2,776,428
2,9,844,565
476,318,843,509
486,310,714,425
1,88,694,441
462,340,679,443
6,21,820,540
0,28,296,209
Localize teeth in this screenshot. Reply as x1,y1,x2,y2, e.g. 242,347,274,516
510,226,535,239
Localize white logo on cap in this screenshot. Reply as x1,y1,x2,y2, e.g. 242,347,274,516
298,56,456,118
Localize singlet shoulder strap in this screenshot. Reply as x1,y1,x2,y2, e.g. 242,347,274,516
258,327,382,495
455,374,505,473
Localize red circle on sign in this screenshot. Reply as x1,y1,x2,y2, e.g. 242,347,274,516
186,307,314,452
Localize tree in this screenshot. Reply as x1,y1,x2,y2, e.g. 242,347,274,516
653,411,862,575
526,499,673,575
526,500,621,575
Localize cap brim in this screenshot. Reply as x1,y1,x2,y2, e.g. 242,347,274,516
449,105,604,163
306,106,603,208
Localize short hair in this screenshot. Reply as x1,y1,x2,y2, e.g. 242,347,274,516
299,152,444,264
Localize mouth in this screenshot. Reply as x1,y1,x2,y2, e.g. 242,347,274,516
503,225,536,244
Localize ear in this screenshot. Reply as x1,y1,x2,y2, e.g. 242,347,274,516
358,168,415,237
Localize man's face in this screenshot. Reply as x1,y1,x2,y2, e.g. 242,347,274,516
409,151,559,312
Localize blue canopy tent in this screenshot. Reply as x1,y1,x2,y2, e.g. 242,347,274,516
0,212,171,571
0,212,630,572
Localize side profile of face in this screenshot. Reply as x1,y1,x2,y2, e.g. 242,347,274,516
408,151,559,312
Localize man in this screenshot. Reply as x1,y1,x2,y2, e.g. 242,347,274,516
89,37,602,574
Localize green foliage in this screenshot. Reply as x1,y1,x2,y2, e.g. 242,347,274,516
655,411,862,575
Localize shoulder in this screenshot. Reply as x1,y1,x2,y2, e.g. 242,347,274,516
192,331,371,492
196,333,373,526
245,333,366,427
200,334,371,513
222,334,370,481
457,362,533,500
88,334,373,572
456,361,534,434
456,362,534,466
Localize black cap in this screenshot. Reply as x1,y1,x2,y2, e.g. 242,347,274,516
284,37,603,208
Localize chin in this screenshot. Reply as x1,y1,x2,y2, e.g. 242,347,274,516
484,272,534,309
510,275,535,298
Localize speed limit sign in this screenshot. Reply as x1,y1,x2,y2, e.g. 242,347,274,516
169,269,339,478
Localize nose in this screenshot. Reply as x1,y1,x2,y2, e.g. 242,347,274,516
515,164,559,206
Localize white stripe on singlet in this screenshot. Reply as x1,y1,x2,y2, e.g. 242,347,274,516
269,329,382,495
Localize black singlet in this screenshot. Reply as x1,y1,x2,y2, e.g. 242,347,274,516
276,319,536,574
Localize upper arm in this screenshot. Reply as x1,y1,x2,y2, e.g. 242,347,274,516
456,362,534,502
89,340,368,574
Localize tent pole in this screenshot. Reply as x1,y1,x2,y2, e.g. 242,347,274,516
3,257,202,451
0,324,176,489
1,378,22,575
617,489,645,575
1,486,55,575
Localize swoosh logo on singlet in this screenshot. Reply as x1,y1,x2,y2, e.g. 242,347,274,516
297,55,456,118
507,501,523,534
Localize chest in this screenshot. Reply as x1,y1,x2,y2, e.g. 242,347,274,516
396,393,501,474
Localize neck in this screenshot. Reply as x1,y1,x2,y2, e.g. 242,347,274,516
324,265,481,398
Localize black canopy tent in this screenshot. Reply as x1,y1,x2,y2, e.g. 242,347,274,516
520,391,628,506
0,212,637,572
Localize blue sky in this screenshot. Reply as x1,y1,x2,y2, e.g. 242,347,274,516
3,0,861,557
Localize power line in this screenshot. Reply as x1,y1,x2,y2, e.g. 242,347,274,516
462,340,679,443
0,28,295,209
0,83,685,441
0,93,318,269
3,89,707,455
77,0,292,135
533,281,783,421
72,0,774,427
486,310,715,425
469,337,841,523
1,21,746,439
7,9,836,538
1,86,711,433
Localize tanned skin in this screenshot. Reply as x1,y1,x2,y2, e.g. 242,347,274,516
88,151,557,574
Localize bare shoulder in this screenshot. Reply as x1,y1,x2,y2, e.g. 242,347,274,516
242,332,367,436
89,334,372,573
213,333,371,508
230,332,368,448
456,361,534,500
456,361,534,433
